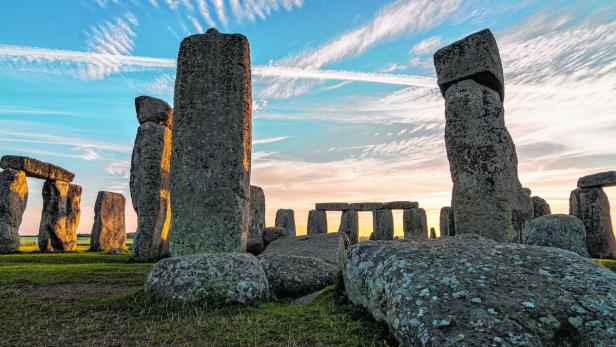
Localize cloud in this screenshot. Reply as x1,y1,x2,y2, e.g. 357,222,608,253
189,15,205,33
410,36,442,55
105,160,131,178
253,136,289,145
196,0,216,27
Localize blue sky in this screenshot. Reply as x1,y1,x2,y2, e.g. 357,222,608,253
1,0,615,236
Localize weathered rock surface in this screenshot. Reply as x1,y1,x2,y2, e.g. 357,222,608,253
262,226,290,247
523,187,532,196
403,207,428,241
372,209,394,240
274,209,296,237
170,29,252,255
338,210,359,244
439,206,455,236
130,122,171,261
349,202,383,211
315,202,349,211
259,254,337,296
262,232,348,268
570,187,616,258
0,155,74,182
90,191,126,251
429,227,437,239
381,201,419,210
246,230,264,255
434,28,504,101
248,185,265,234
532,196,552,218
0,169,27,253
307,209,327,235
577,171,616,188
524,214,590,257
344,234,616,346
144,253,269,304
39,181,81,251
135,96,173,128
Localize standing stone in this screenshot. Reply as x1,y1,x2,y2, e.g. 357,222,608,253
570,188,616,258
90,191,126,251
130,120,172,261
429,227,437,239
372,209,394,240
403,207,428,241
338,210,359,244
307,209,327,235
531,196,551,219
524,214,590,257
39,181,81,251
0,169,28,253
275,209,296,237
247,185,266,254
439,206,455,236
170,28,252,255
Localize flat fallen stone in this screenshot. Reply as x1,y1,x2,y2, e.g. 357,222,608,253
338,210,359,244
349,202,383,211
372,209,394,240
524,214,590,257
262,226,290,247
434,28,504,101
570,187,616,258
90,191,126,252
0,169,28,253
577,171,616,188
0,155,74,182
262,232,348,268
39,181,81,251
531,196,551,219
315,202,349,211
135,96,173,129
381,201,419,210
307,209,327,235
259,254,337,297
275,209,296,236
403,207,428,241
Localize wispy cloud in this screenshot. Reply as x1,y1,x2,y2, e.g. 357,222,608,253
410,36,442,55
253,136,289,145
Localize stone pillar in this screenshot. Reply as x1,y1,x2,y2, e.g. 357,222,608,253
307,209,327,235
170,28,252,255
570,188,616,258
130,96,173,261
403,207,427,241
439,206,454,236
275,209,296,237
90,191,126,251
247,185,266,254
372,209,394,240
0,169,28,253
434,29,532,243
429,227,437,239
338,210,359,244
39,180,81,251
531,196,551,219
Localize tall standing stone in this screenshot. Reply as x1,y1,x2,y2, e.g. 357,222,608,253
170,28,252,255
434,29,532,243
275,209,296,237
90,191,126,251
0,169,28,253
307,209,327,235
39,180,81,251
570,187,616,258
372,209,394,240
439,206,454,236
403,207,427,241
338,210,359,244
247,185,266,254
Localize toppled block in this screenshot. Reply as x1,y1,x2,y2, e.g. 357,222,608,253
262,232,348,268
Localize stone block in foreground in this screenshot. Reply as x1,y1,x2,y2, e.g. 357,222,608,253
524,214,590,257
577,171,616,188
0,155,74,182
258,254,337,297
0,169,27,253
90,191,126,251
262,232,348,268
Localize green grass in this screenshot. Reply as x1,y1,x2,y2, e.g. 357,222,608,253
595,258,616,272
0,250,392,346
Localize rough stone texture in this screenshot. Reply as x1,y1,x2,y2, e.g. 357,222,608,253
439,206,455,236
338,210,359,244
429,227,437,239
532,196,552,219
443,79,532,242
307,209,328,235
523,187,532,196
246,233,264,255
144,253,269,304
349,202,383,211
130,122,171,261
315,202,349,211
248,185,265,235
0,169,28,253
344,234,616,346
135,96,173,129
39,181,81,251
0,155,74,182
262,227,290,247
259,254,337,296
577,171,616,188
262,232,348,268
274,209,296,237
170,29,252,255
570,187,616,258
381,201,419,210
403,207,428,241
524,214,590,257
372,209,394,240
433,29,505,101
89,191,126,251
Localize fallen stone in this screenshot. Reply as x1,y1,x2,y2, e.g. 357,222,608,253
344,234,616,346
262,227,290,247
307,209,328,235
130,122,171,261
429,227,436,239
0,155,74,182
403,207,427,241
274,209,296,237
570,187,616,258
144,253,269,304
381,201,419,210
372,209,394,240
338,210,359,244
259,254,337,296
439,206,455,236
0,169,28,253
89,191,126,251
349,202,383,211
532,196,552,218
39,181,81,251
433,28,504,101
135,96,173,129
577,171,616,188
262,232,348,268
524,214,590,257
315,202,349,211
170,29,252,255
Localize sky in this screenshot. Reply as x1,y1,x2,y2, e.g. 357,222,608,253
0,0,615,238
